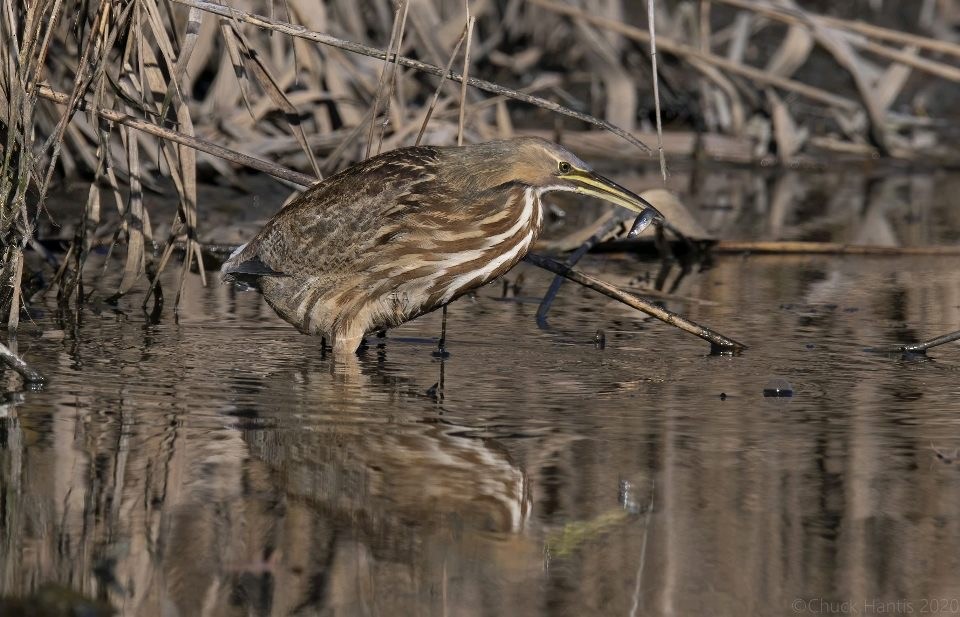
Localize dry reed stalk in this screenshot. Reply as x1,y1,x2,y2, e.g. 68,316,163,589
6,0,958,331
0,0,68,328
367,0,409,158
708,0,960,61
457,15,476,146
529,0,858,112
36,86,317,187
168,0,652,153
646,0,667,183
40,80,743,350
415,25,467,146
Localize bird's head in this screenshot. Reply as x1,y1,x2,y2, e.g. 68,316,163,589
445,137,663,220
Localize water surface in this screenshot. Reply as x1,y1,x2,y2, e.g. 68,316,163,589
2,167,960,616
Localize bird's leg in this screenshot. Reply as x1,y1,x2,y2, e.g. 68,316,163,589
432,305,450,358
332,328,365,356
427,356,446,403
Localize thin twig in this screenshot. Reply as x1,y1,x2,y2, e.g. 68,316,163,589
524,253,746,352
168,0,652,153
646,0,667,183
0,342,44,384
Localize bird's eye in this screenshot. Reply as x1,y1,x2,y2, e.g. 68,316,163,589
558,161,572,174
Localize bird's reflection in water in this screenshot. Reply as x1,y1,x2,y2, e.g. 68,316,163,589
178,357,534,615
0,348,534,616
247,350,531,532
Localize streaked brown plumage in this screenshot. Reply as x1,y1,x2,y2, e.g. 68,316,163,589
222,137,661,353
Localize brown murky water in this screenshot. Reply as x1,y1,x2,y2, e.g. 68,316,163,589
2,167,960,616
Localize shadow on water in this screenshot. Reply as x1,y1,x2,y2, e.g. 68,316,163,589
3,167,960,616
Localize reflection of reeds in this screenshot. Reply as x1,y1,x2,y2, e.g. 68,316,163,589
1,0,958,326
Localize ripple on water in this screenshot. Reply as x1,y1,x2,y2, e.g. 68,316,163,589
5,239,960,616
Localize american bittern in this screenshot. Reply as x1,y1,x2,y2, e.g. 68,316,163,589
222,137,662,353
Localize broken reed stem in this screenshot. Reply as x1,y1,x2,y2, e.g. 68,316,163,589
168,0,651,153
6,254,23,331
698,0,711,52
415,25,467,146
457,15,475,147
368,0,409,158
524,253,746,352
0,342,44,384
646,0,667,184
366,3,400,158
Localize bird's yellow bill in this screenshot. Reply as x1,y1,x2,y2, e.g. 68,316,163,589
565,170,663,218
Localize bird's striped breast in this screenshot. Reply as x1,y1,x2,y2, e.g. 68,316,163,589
307,185,544,337
432,186,542,305
374,185,544,318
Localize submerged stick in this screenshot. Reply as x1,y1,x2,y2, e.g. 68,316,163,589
169,0,651,153
524,253,746,353
0,342,45,384
713,241,960,256
870,330,960,355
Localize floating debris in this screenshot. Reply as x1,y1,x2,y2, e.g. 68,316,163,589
763,378,794,398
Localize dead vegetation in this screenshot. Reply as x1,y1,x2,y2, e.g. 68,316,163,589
1,0,959,333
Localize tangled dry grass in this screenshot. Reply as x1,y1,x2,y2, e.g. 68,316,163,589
1,0,959,330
